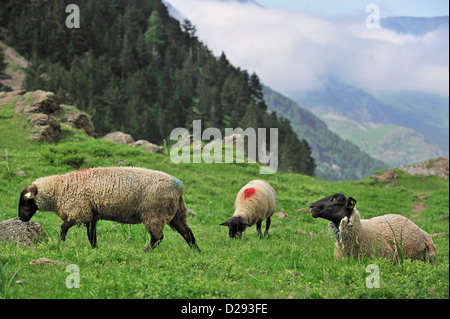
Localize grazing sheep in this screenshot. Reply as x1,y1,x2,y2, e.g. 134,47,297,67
18,167,200,252
310,194,437,263
220,180,276,239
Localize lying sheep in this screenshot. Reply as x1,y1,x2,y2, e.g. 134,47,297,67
310,194,437,263
220,180,276,239
18,167,200,252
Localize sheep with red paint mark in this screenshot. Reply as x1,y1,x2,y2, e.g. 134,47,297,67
18,167,200,252
220,180,276,239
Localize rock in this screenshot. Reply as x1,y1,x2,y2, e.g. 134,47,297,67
63,111,95,137
178,134,195,148
143,144,164,154
28,112,61,142
30,122,61,142
223,134,244,148
1,90,97,142
397,157,449,180
131,140,164,154
222,134,257,162
21,90,62,115
0,217,48,246
30,258,67,265
29,113,51,126
102,131,135,145
370,169,399,182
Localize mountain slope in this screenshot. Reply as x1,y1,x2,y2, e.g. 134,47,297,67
263,85,387,181
295,78,448,166
374,90,449,156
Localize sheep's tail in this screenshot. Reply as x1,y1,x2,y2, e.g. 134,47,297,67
425,239,437,264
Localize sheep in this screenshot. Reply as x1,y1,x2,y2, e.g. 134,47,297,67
220,180,276,239
18,167,200,252
309,193,437,264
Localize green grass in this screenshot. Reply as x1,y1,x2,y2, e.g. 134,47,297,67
0,96,448,299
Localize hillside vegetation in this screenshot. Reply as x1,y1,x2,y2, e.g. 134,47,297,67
263,86,387,180
1,92,448,299
0,0,315,176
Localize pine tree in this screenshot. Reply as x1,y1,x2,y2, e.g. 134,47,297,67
144,11,166,64
119,33,137,79
0,46,6,74
249,72,266,111
279,132,304,173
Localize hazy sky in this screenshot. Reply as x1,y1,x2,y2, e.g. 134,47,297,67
256,0,449,17
167,0,449,97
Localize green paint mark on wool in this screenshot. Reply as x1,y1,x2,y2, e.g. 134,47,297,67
172,178,184,189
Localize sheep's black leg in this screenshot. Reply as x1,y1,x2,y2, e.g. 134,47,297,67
145,233,164,252
256,220,263,238
264,217,271,237
169,219,201,252
85,221,98,248
185,227,200,252
91,220,97,248
60,220,76,242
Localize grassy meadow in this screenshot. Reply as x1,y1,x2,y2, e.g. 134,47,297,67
0,96,449,299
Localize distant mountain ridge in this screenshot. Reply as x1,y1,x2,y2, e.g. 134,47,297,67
294,77,448,166
263,85,387,181
381,15,449,35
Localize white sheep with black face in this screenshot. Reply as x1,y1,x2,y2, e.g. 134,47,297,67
18,167,200,252
220,180,276,239
310,194,437,264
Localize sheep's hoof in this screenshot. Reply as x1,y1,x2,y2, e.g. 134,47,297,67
191,245,201,253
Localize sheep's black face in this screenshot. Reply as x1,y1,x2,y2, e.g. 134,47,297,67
220,217,250,239
18,185,39,222
309,194,356,227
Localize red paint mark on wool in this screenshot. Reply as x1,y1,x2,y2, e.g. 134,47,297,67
73,168,93,176
244,188,256,199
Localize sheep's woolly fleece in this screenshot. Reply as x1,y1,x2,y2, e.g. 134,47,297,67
31,167,187,235
232,180,276,226
329,209,437,263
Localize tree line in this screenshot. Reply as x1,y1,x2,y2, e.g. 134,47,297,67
0,0,315,175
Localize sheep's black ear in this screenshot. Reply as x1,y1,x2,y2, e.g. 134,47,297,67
220,219,231,227
347,197,357,209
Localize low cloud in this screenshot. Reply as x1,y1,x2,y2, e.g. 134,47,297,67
167,0,449,97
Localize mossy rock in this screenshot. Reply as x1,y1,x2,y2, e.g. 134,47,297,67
0,217,48,246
